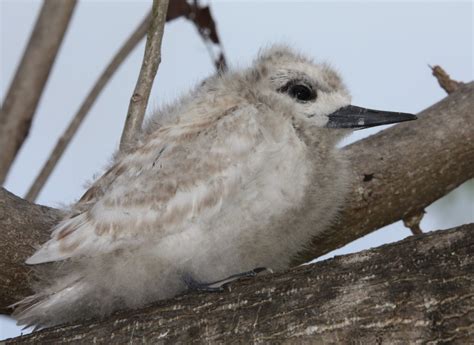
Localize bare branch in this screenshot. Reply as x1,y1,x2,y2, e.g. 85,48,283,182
0,0,77,185
292,81,474,264
6,224,473,343
430,64,463,94
24,12,152,202
0,82,472,312
119,0,169,152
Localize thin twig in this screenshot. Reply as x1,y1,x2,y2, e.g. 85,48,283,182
119,0,170,152
25,12,152,202
429,64,462,94
0,0,77,185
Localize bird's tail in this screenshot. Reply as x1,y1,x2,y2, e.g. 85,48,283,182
11,274,89,329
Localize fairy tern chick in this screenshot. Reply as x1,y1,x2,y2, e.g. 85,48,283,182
12,46,416,328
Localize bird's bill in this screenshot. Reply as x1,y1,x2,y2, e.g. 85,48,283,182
326,105,417,129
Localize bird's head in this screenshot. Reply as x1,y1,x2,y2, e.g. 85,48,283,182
244,45,416,134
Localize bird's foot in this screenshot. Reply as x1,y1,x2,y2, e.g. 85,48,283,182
183,267,272,292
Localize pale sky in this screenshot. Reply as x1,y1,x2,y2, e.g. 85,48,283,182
1,0,473,340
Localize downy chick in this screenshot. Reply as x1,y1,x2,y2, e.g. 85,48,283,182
12,46,415,328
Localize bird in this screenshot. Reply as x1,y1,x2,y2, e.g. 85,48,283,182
12,45,416,329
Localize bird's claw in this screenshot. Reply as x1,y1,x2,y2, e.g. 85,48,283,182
183,267,272,292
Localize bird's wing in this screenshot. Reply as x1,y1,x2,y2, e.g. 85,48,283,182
26,104,267,264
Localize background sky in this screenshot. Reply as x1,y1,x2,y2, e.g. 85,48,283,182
1,0,473,339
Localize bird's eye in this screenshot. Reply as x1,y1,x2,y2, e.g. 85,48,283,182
289,84,315,102
278,82,316,102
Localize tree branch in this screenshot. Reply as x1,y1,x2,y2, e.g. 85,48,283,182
5,224,473,343
0,188,62,313
0,0,77,185
119,0,169,152
0,82,472,312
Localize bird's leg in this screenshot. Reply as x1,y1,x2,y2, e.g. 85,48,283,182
183,267,271,292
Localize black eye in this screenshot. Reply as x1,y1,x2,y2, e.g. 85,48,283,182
289,84,314,101
278,82,316,102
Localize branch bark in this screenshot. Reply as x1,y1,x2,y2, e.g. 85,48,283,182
0,0,77,185
5,224,473,343
119,0,169,151
0,188,62,313
0,82,472,312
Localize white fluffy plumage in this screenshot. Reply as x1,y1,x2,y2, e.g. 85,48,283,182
13,46,355,328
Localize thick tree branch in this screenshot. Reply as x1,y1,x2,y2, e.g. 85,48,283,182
0,189,62,313
119,0,169,151
0,82,472,312
6,224,473,343
292,81,474,264
0,0,77,185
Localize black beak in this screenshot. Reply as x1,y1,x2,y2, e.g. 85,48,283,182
326,105,417,129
